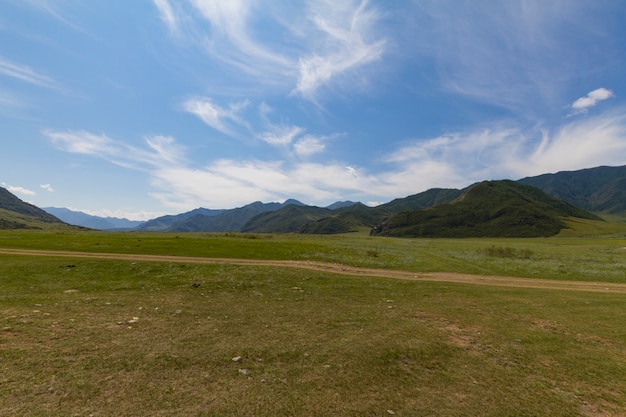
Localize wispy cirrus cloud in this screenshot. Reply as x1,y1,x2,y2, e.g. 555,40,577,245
183,97,250,136
406,1,615,116
45,130,117,155
44,130,187,170
293,0,387,99
522,110,626,175
153,0,388,101
153,0,180,34
0,56,60,90
293,135,328,157
189,0,293,72
258,126,304,147
184,96,335,158
18,0,84,31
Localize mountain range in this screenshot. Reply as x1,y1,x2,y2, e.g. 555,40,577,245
43,207,144,230
518,165,626,215
3,164,625,235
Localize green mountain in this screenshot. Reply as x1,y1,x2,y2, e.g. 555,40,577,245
370,180,601,238
376,188,463,213
137,207,224,232
139,200,305,233
0,187,69,230
518,165,626,216
241,204,334,233
242,189,462,234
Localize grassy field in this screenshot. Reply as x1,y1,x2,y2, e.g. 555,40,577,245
1,227,626,416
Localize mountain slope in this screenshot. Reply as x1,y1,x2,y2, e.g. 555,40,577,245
376,188,463,213
165,200,305,232
0,187,69,230
243,189,462,234
241,204,343,233
44,207,144,230
518,165,626,215
371,180,601,238
137,208,224,232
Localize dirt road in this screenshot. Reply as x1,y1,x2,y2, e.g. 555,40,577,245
1,248,625,294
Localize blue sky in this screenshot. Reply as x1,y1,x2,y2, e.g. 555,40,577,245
2,0,626,220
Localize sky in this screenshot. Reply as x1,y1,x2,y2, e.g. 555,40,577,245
1,0,626,220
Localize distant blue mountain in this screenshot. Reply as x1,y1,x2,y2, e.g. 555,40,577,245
43,207,144,230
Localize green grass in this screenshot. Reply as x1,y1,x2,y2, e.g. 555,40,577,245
1,229,626,415
1,253,625,416
0,227,625,282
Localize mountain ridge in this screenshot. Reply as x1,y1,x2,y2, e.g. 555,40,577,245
369,180,601,238
518,165,626,215
3,164,624,233
44,207,145,230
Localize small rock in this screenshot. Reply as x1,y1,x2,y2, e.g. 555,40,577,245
387,410,396,415
128,317,139,324
238,368,249,375
232,356,242,362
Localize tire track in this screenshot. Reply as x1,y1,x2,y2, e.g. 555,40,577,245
1,248,625,294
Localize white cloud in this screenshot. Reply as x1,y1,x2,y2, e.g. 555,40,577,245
46,109,626,211
293,135,327,157
40,184,55,192
571,88,614,112
521,111,626,175
404,2,614,117
44,130,186,170
153,0,179,34
6,185,36,197
80,208,166,222
149,159,367,209
145,135,187,166
154,0,387,101
258,125,304,146
293,0,387,99
384,110,626,186
183,97,250,136
45,130,117,155
187,0,293,81
0,56,60,90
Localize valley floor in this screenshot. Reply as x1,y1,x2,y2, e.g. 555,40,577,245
2,248,625,294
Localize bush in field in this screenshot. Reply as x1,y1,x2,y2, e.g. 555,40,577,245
483,245,533,259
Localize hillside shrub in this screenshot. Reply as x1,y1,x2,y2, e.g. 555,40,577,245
482,245,533,259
